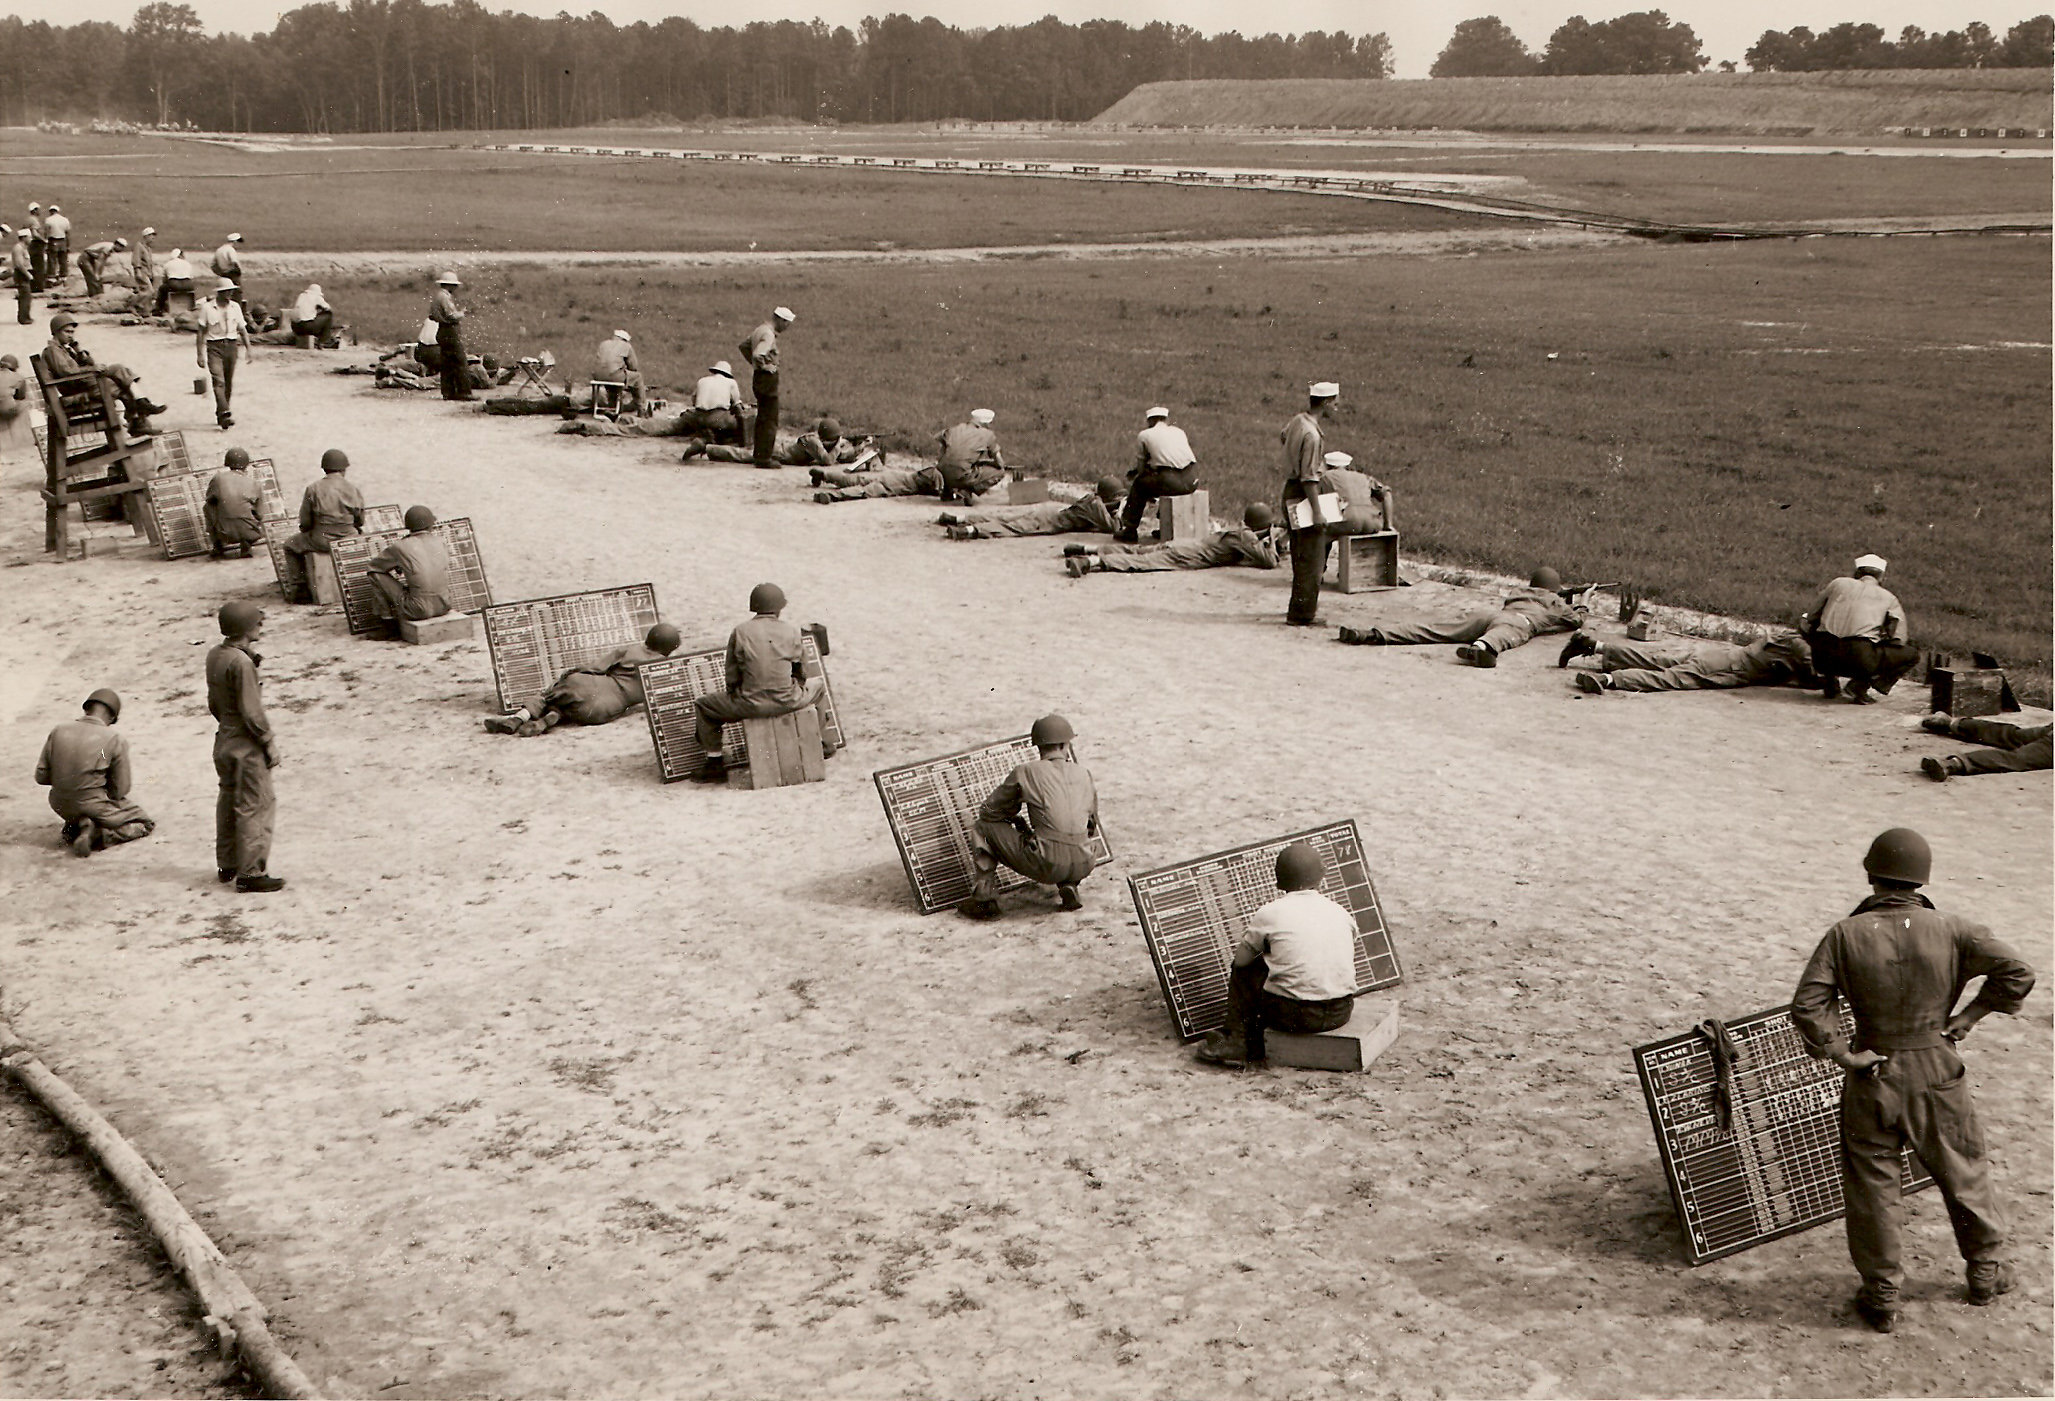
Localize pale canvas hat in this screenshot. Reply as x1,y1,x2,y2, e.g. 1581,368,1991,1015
614,329,631,342
1310,381,1340,399
710,360,733,376
1323,451,1353,468
1854,553,1888,574
226,232,243,242
970,408,995,425
215,280,238,293
437,270,462,285
142,226,156,236
773,306,795,321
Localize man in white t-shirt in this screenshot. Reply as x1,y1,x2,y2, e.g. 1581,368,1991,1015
196,281,252,428
1195,842,1359,1068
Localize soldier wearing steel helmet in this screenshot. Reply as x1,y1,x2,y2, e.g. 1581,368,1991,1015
1064,502,1281,575
486,624,684,737
936,478,1126,541
364,506,452,634
1194,842,1359,1068
204,447,265,559
958,714,1101,921
207,600,284,892
35,689,155,857
688,583,825,784
1791,827,2034,1333
281,449,367,602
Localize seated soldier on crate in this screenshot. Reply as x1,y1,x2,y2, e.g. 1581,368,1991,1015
43,312,166,436
363,506,451,637
937,478,1125,540
1918,713,2053,783
1336,566,1587,668
486,624,682,737
1064,502,1281,576
593,329,645,413
281,449,364,602
1194,842,1358,1069
812,409,1002,504
35,689,155,858
959,714,1101,921
204,448,265,559
1563,628,1816,695
688,584,826,784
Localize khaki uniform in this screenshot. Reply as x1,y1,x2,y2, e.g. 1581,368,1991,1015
935,422,1005,499
283,474,366,599
1279,411,1325,625
204,468,265,551
539,642,666,726
1594,634,1810,692
702,430,861,465
367,531,452,621
1929,717,2053,777
35,716,154,845
956,497,1116,537
207,641,275,878
1792,890,2034,1307
1093,527,1278,572
971,756,1099,900
1806,574,1919,696
1340,586,1580,653
815,465,944,502
693,614,824,752
741,321,781,465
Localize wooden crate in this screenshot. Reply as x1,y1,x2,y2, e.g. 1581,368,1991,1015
736,707,827,789
1930,667,2007,718
1334,531,1399,593
1267,1001,1400,1073
1156,489,1209,543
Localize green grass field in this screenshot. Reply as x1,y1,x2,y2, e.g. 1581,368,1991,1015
303,234,2050,676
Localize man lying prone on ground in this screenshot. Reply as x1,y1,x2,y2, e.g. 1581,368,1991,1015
1918,714,2052,782
937,479,1124,539
693,416,871,465
1063,503,1281,574
1336,567,1586,667
812,409,1000,504
486,624,683,736
1561,629,1815,694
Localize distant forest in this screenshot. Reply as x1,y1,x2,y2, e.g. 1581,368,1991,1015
0,2,1393,132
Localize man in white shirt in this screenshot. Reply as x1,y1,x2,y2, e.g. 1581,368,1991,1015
1194,842,1359,1068
290,283,333,341
1803,554,1918,703
196,281,252,428
676,360,748,454
1117,405,1200,543
153,247,196,315
40,204,71,285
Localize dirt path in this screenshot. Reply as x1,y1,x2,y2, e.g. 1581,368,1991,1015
0,321,2048,1399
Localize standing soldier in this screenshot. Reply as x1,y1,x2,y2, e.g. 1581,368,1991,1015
196,280,250,429
208,601,284,892
210,232,244,301
11,228,34,325
25,204,46,290
131,226,156,292
35,689,155,857
41,204,71,286
281,448,365,601
1116,406,1201,544
1791,828,2034,1333
740,306,793,468
958,714,1101,920
1281,382,1339,627
429,271,472,402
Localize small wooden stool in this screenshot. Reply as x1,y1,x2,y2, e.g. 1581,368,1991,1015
1156,489,1209,543
737,707,827,790
1266,1002,1400,1073
589,380,627,421
1334,531,1399,593
397,612,475,644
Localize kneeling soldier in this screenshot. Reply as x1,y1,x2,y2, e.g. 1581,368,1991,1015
689,584,824,783
1194,842,1358,1068
35,689,155,857
959,714,1100,920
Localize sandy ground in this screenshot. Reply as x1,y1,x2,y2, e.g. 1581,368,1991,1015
0,319,2049,1400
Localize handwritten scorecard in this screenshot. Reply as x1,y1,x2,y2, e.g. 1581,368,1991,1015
146,456,284,559
329,517,491,635
873,736,1115,915
640,631,842,783
1127,820,1402,1040
1634,1003,1935,1265
260,504,403,600
484,585,660,714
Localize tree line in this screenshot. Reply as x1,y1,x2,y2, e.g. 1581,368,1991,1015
0,2,1392,132
1431,9,2052,75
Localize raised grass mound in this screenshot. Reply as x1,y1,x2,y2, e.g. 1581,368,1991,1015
1094,69,2054,135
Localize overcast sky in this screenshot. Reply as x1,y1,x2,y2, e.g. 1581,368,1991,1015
22,0,2052,77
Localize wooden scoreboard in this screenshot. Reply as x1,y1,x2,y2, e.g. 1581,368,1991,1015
640,632,842,783
328,517,492,634
146,456,285,559
483,585,661,714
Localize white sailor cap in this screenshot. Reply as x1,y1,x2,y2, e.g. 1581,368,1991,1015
1309,381,1340,399
1323,451,1353,468
970,408,995,425
614,329,631,342
773,305,795,321
1144,405,1170,420
227,232,244,242
1854,553,1888,574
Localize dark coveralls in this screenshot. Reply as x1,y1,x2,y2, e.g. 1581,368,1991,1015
207,640,277,879
1279,411,1325,625
741,321,780,466
1929,717,2053,777
1792,891,2035,1307
539,642,665,726
367,531,453,622
693,614,824,754
35,716,155,846
970,756,1099,901
430,288,472,401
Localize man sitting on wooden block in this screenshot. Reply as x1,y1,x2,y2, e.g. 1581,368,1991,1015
205,447,265,559
1319,451,1395,533
1336,567,1586,668
688,583,825,784
1918,714,2052,782
959,714,1101,920
1064,503,1280,575
1564,629,1816,694
937,479,1124,539
364,506,452,637
35,689,155,857
486,624,683,737
281,448,365,602
1115,405,1200,544
1194,842,1357,1069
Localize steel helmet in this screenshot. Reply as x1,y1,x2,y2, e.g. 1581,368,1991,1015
403,506,437,532
1030,713,1074,747
1863,828,1932,887
817,417,841,440
749,582,787,614
83,688,122,721
320,448,350,473
1244,502,1276,530
50,312,78,333
1529,567,1563,590
645,622,682,655
1275,842,1326,891
1095,477,1125,503
223,447,251,468
218,600,265,636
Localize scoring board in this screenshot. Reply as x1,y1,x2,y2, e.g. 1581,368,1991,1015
640,631,843,783
873,735,1116,914
260,503,406,601
483,585,662,714
1127,820,1402,1040
146,456,285,559
329,517,492,634
1634,1002,1935,1265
